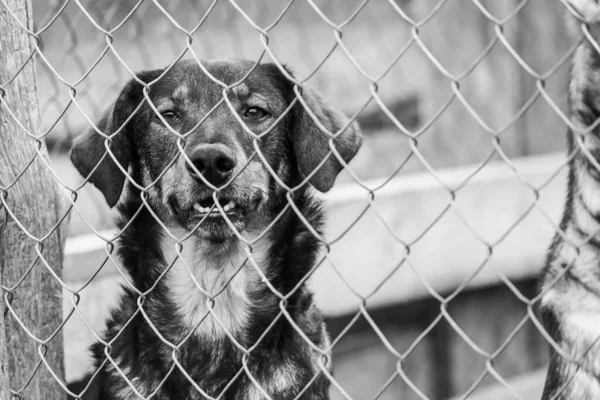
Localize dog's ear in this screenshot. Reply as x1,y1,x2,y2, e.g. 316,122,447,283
284,69,362,192
69,70,162,207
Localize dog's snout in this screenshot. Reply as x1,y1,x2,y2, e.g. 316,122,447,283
187,144,236,186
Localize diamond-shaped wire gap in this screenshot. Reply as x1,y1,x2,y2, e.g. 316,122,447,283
22,300,81,395
409,40,551,164
366,303,452,399
64,5,188,122
494,42,587,139
452,10,573,145
65,208,148,294
329,306,439,400
482,315,546,394
0,117,68,400
32,0,68,34
470,0,533,25
334,140,415,198
168,0,215,34
403,112,500,189
405,0,498,80
435,281,544,398
283,0,414,87
491,0,574,83
448,160,537,242
0,138,40,193
316,177,455,308
0,161,68,243
62,275,124,383
74,310,148,396
2,256,65,395
44,348,115,399
459,154,570,303
12,244,105,354
33,2,75,151
302,0,373,28
312,191,423,303
186,1,293,68
36,70,74,153
47,152,116,240
248,2,368,108
266,0,325,69
401,196,495,303
184,0,255,61
6,235,69,391
69,43,148,136
0,220,60,391
268,3,423,180
243,0,340,69
385,0,451,28
121,1,156,66
45,145,131,250
326,160,480,306
32,25,129,147
40,2,107,89
136,0,209,61
76,0,132,32
494,66,573,161
357,29,442,131
364,47,495,177
210,0,289,55
88,4,190,81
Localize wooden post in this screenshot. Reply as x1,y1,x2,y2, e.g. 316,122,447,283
0,1,66,399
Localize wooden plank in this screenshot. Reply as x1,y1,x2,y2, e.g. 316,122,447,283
0,0,66,398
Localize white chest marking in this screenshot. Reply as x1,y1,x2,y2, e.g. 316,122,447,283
160,230,270,339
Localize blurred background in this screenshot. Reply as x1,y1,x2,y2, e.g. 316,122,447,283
29,0,577,398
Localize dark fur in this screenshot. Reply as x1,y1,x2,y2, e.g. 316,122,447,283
540,3,600,399
69,60,361,399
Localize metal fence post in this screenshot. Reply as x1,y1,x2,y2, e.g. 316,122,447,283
0,0,66,398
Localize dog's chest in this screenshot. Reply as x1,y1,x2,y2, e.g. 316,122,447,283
160,234,269,339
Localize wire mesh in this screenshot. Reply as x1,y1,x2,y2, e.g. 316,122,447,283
0,0,597,399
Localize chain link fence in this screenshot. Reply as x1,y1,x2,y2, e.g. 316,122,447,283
0,0,594,399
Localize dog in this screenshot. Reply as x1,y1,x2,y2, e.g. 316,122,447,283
68,59,362,399
539,1,600,399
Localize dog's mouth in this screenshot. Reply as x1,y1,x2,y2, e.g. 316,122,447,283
168,190,264,242
192,197,239,217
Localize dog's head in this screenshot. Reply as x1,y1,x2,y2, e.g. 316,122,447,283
70,60,362,242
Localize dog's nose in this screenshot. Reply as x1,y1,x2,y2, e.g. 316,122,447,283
187,144,236,186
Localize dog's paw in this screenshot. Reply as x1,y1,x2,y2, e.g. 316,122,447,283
566,0,600,23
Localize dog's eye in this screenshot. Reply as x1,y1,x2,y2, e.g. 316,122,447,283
160,110,178,121
244,107,268,121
